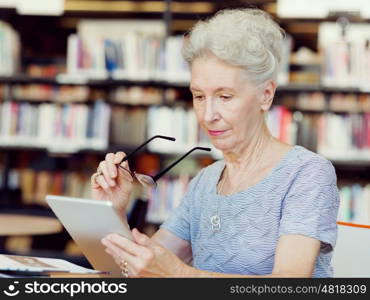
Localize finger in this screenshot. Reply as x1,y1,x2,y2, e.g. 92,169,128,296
114,152,126,164
102,238,137,266
99,161,116,187
95,174,110,191
105,247,124,266
91,173,101,189
132,228,153,247
118,165,134,182
105,248,135,278
117,152,130,170
106,233,147,256
105,153,117,178
119,163,131,178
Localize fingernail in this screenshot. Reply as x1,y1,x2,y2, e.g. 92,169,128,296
109,180,116,187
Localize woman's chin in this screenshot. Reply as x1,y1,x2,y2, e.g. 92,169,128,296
210,139,233,151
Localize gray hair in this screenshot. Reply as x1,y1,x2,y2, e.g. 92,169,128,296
182,8,285,84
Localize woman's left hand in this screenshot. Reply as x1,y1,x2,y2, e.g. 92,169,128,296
101,228,189,277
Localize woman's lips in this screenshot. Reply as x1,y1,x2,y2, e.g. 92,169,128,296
208,130,227,136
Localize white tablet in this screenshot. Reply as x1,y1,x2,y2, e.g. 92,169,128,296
46,195,133,277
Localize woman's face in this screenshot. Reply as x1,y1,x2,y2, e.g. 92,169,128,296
190,55,267,152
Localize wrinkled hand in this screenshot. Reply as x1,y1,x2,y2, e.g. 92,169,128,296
91,152,134,214
101,228,189,278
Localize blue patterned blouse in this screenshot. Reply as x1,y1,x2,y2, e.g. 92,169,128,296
160,145,340,277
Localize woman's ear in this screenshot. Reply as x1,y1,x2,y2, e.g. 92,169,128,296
259,80,276,112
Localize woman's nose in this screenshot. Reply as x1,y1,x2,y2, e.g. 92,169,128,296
203,98,219,123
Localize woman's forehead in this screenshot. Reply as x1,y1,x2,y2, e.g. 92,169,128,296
190,58,249,92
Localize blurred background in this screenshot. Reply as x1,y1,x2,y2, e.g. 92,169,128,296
0,0,369,268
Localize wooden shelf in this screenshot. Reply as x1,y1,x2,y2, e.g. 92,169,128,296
277,84,365,94
0,144,368,169
1,75,370,94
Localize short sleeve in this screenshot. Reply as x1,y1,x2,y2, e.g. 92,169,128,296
160,168,205,241
279,159,340,252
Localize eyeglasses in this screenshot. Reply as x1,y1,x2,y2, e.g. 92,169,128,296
119,135,211,188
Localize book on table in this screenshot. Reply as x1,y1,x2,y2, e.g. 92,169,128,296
0,254,103,276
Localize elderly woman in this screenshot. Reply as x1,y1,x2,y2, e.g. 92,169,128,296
92,8,339,278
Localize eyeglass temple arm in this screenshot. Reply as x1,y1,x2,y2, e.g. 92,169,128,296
152,147,211,182
121,135,176,162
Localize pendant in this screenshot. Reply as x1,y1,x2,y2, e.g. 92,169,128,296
210,215,221,232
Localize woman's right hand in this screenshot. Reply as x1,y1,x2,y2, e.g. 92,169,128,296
91,152,134,214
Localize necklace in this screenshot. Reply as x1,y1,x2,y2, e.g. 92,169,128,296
217,167,245,196
210,154,266,232
209,136,274,233
209,172,225,232
210,167,242,232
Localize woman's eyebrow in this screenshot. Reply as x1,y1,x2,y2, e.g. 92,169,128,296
215,87,235,93
189,86,235,92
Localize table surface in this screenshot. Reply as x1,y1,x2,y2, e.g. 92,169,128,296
49,272,115,278
0,213,63,236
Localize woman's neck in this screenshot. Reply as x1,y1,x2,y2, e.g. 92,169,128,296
222,122,274,175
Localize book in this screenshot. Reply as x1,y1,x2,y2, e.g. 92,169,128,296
146,175,191,224
65,20,166,80
0,254,101,275
0,21,20,76
0,100,110,152
11,84,89,102
338,184,370,225
266,104,370,161
319,22,370,90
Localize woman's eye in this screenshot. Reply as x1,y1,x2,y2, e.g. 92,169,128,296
220,95,232,101
193,95,204,100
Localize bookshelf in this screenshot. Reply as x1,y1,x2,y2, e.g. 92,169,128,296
0,0,369,257
1,74,370,91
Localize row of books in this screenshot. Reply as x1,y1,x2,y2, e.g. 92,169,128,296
0,99,217,155
145,154,203,223
111,105,212,152
147,106,222,156
319,23,370,90
110,86,162,105
110,106,148,147
109,85,181,105
2,169,91,206
0,165,139,213
65,19,291,85
0,21,20,76
147,106,199,152
65,20,190,82
10,84,90,102
266,106,298,146
317,113,370,161
267,106,370,160
338,184,370,225
278,92,370,113
1,99,369,159
146,175,191,224
111,105,221,156
7,83,370,112
0,160,197,223
26,63,66,78
1,83,168,105
0,100,110,152
7,20,370,90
